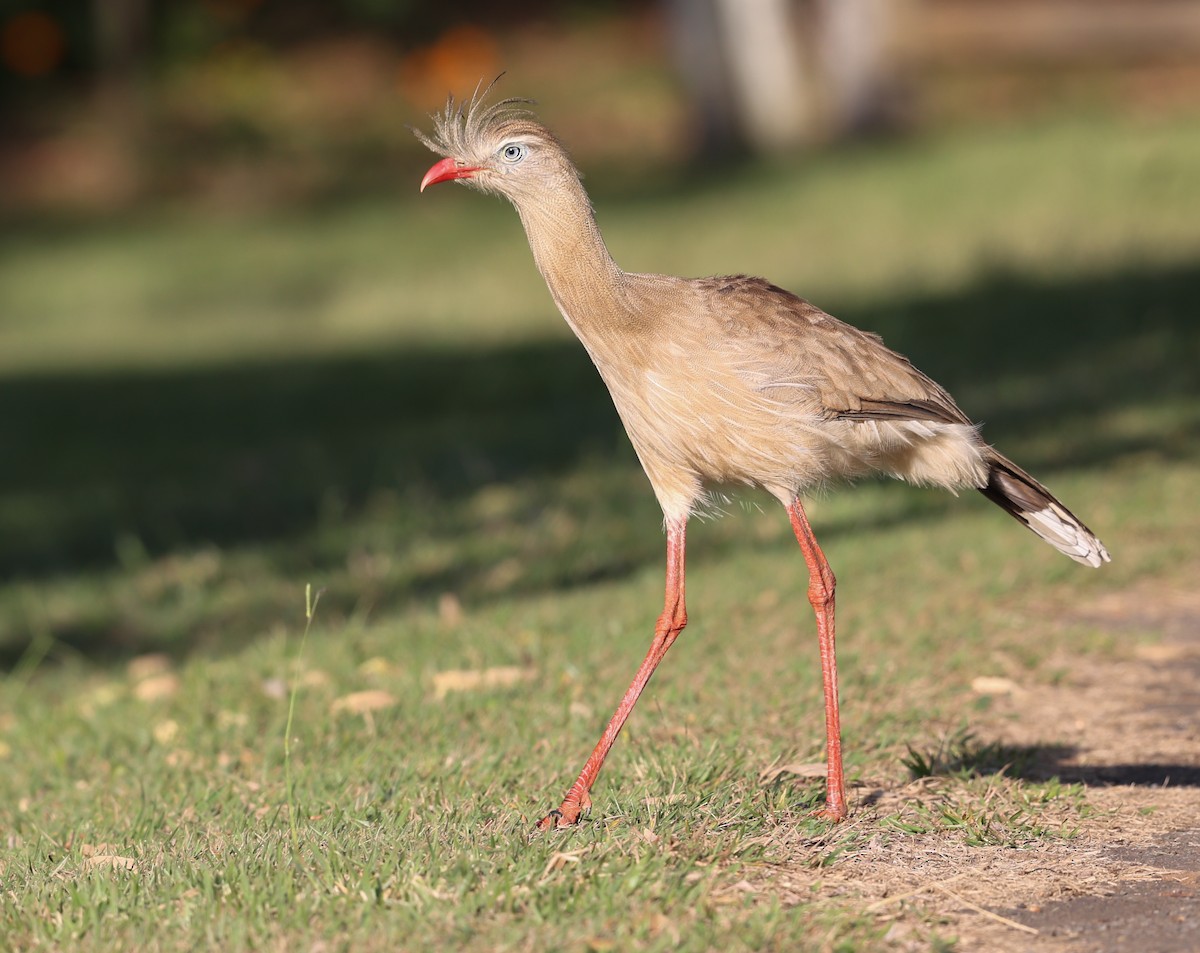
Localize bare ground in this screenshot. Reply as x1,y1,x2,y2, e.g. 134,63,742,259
756,577,1200,951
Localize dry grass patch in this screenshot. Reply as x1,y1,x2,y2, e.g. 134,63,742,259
722,572,1200,951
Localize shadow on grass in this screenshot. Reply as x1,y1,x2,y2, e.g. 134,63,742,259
902,732,1200,788
1048,763,1200,787
1,259,1198,665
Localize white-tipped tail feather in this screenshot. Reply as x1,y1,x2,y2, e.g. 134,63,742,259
1024,501,1110,567
979,452,1110,568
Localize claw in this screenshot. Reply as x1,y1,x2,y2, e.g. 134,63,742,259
535,795,590,830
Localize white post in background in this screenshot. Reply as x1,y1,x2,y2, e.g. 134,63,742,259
668,0,812,155
818,0,904,134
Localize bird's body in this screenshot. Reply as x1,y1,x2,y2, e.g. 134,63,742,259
417,90,1109,829
558,270,988,519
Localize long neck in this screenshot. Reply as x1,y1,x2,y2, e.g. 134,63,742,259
511,174,627,338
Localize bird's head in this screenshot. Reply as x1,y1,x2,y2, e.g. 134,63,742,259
414,90,575,205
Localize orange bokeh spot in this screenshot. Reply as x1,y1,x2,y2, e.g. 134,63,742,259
399,25,501,110
1,10,65,78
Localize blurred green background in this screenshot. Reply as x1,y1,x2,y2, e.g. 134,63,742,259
1,0,1198,660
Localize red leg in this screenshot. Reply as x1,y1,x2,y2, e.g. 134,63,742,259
786,499,848,821
536,519,688,830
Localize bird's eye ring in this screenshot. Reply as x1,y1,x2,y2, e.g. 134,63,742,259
501,143,526,163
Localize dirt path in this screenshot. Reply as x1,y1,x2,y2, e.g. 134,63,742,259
983,582,1200,951
768,579,1200,950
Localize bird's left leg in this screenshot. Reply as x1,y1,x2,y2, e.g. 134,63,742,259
786,499,849,821
536,519,688,830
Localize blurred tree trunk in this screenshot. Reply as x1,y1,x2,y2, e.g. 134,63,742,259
817,0,905,135
668,0,811,155
93,0,149,85
92,0,150,128
668,0,905,155
91,0,149,197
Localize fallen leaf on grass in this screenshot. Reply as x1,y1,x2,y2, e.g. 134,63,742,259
217,710,249,729
482,558,523,593
541,850,583,877
127,653,172,681
299,669,332,689
263,670,331,701
711,879,759,904
438,592,464,627
78,683,122,718
165,749,200,769
759,761,827,784
970,676,1021,696
644,911,679,944
153,720,179,744
1134,643,1194,662
83,855,137,872
357,657,396,678
883,923,915,943
134,673,181,701
432,666,535,700
331,690,397,714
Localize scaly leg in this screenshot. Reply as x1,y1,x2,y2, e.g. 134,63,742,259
536,519,688,830
786,499,848,820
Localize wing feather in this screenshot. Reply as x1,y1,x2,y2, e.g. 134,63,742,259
703,276,972,426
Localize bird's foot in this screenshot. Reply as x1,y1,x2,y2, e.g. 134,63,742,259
813,798,849,823
534,791,591,831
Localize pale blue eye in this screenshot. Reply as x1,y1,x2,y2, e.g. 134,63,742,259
501,143,525,163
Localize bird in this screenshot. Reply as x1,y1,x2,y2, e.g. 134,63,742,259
415,88,1110,831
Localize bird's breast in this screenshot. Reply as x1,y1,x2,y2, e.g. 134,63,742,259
596,341,829,494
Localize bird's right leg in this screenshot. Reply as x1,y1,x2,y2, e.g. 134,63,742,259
536,519,688,830
786,499,849,821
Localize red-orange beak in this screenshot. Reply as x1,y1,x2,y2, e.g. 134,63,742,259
420,157,481,192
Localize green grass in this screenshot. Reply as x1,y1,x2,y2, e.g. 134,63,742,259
1,110,1199,950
